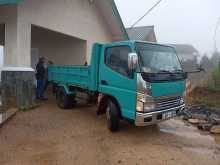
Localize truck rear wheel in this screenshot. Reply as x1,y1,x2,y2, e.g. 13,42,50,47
106,101,120,132
56,87,75,109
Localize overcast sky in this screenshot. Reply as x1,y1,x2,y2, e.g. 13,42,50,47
0,0,220,62
115,0,220,56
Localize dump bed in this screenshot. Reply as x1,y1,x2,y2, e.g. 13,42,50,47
48,65,90,89
48,43,103,92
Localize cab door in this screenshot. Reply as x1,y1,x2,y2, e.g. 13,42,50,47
99,43,137,120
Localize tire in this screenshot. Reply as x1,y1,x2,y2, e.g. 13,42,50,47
106,100,120,132
52,83,58,95
56,87,75,109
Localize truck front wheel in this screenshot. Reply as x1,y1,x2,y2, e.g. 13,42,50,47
106,101,120,132
56,87,74,109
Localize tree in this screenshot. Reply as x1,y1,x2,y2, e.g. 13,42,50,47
200,55,213,71
210,51,220,66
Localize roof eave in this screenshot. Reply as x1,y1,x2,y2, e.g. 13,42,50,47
110,0,129,40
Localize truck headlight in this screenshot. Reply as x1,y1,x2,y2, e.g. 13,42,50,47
136,93,156,112
180,91,186,104
144,101,156,111
136,101,144,112
180,97,184,104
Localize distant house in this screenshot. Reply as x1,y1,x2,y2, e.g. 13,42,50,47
169,44,199,72
126,26,157,42
170,44,202,89
169,44,199,62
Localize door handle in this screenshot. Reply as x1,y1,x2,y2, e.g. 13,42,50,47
101,80,108,85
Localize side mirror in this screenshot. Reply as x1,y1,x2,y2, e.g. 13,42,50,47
186,64,206,74
128,53,138,71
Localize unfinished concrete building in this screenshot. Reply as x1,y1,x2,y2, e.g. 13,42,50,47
0,0,128,122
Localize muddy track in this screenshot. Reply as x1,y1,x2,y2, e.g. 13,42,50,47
0,97,219,165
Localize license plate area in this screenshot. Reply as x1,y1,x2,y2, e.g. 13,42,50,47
162,111,176,120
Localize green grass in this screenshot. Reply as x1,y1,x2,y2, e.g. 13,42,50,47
187,87,220,108
188,95,220,108
19,102,41,112
207,66,220,92
188,66,220,108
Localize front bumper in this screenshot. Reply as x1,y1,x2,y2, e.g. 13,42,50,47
135,104,185,126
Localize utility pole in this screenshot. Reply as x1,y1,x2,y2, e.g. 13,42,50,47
214,16,220,52
130,0,163,28
213,16,220,78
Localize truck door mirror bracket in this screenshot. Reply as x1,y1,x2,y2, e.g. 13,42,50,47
186,64,205,74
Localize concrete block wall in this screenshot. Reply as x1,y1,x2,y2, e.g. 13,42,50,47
1,69,35,110
18,0,113,66
31,26,87,65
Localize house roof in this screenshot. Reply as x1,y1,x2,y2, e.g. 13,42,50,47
126,26,156,41
95,0,128,41
0,0,129,41
169,44,199,55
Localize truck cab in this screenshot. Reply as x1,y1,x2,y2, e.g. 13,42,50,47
98,41,185,130
49,41,186,132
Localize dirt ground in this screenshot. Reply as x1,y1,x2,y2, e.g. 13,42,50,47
0,97,220,165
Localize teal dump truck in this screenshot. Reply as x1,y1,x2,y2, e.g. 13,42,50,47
48,41,188,132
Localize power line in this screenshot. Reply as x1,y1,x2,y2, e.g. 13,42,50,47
214,16,220,52
130,0,163,28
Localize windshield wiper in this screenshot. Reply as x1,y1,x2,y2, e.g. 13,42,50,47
138,69,184,74
158,69,184,74
173,69,184,73
138,70,173,74
157,70,173,74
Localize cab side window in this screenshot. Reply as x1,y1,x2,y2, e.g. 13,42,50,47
105,46,131,77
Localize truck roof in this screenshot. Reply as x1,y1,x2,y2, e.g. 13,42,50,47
99,40,175,49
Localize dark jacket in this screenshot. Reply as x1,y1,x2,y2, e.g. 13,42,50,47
36,62,46,80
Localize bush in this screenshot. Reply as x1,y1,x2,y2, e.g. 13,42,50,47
187,87,220,108
207,66,220,91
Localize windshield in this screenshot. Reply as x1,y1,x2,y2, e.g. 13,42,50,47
136,43,182,73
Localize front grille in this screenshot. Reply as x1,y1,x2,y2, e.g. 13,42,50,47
155,96,181,110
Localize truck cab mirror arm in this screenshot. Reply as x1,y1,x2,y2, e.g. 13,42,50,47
186,67,205,74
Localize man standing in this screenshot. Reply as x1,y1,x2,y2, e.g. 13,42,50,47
36,57,47,100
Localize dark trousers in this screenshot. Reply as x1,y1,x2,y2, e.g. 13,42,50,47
36,79,46,99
